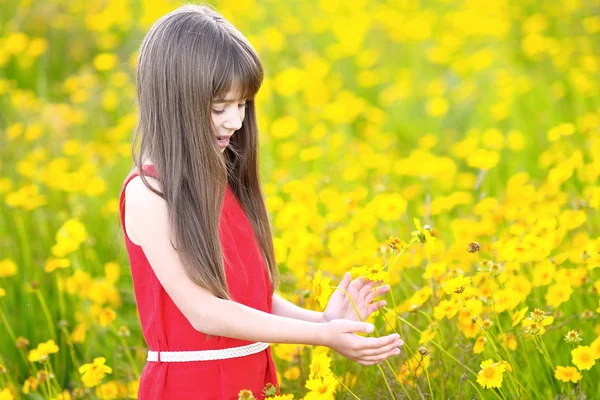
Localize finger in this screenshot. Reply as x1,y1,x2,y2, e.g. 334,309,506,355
344,321,375,334
358,279,375,296
360,337,403,357
353,333,400,352
349,276,368,294
359,347,402,364
366,285,390,303
366,300,387,316
337,271,352,291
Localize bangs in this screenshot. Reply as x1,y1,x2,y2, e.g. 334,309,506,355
212,39,263,102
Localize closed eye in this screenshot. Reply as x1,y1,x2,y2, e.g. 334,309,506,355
211,102,248,115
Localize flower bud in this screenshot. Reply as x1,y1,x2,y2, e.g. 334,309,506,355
467,242,480,253
16,337,30,349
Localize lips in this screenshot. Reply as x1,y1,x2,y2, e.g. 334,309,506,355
217,135,232,148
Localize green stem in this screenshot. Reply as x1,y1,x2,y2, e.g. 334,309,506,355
393,312,478,376
337,375,361,400
330,286,411,399
60,326,83,384
376,363,397,400
111,325,141,377
35,290,57,341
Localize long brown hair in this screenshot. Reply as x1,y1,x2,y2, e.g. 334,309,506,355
130,3,278,299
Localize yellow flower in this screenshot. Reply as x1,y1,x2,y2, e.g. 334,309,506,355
443,275,471,295
477,359,506,389
554,366,582,383
356,264,389,284
0,258,17,277
71,323,89,344
467,149,500,170
0,288,6,298
571,346,596,370
473,336,486,354
312,270,332,309
590,336,600,359
79,357,113,388
283,366,300,380
0,388,14,400
91,305,116,327
95,381,124,399
309,352,332,379
547,123,575,142
23,376,39,394
93,53,117,71
426,97,449,117
545,283,573,308
44,258,71,273
127,380,139,399
28,340,59,362
304,374,337,400
512,307,528,327
411,218,436,256
52,219,88,257
433,299,461,320
385,236,409,252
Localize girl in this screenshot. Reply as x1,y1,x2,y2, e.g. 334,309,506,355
118,3,403,399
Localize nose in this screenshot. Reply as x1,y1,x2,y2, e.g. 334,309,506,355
223,107,243,131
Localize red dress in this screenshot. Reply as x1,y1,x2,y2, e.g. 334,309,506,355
118,164,278,399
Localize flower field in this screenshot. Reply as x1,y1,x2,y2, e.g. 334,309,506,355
0,0,599,399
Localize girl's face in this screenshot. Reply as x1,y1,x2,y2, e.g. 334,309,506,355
211,86,247,153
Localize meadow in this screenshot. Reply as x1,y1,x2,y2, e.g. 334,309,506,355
0,0,599,399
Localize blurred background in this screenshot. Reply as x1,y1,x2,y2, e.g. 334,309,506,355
0,0,599,399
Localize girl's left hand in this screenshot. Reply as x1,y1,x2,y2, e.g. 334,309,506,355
323,272,390,322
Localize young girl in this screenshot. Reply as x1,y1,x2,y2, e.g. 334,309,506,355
118,4,403,399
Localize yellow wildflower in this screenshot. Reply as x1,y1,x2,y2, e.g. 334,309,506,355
0,258,17,277
79,357,113,388
304,374,337,400
44,258,71,273
545,283,573,308
554,366,582,383
311,270,332,309
590,336,600,359
283,366,300,380
357,264,389,284
571,346,596,370
0,388,14,400
28,340,59,362
473,336,486,354
23,376,39,394
309,352,332,379
477,359,507,389
512,307,528,327
411,218,436,256
443,275,471,295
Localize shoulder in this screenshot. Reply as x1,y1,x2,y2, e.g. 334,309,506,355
124,173,170,242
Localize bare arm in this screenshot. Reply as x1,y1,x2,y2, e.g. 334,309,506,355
271,293,326,323
125,176,402,364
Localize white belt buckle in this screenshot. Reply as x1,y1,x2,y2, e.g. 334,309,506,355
147,342,270,362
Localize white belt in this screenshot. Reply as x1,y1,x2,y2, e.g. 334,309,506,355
147,342,270,362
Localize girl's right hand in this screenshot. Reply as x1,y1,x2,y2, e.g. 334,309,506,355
321,319,404,366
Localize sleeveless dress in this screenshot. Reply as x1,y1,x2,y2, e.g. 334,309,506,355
118,164,279,399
